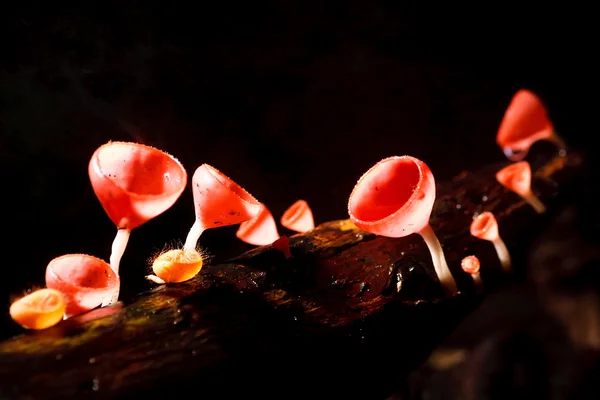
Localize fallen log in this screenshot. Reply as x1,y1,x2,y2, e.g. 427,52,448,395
0,144,585,400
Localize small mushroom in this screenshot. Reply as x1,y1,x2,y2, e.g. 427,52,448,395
348,156,458,295
236,203,280,246
496,89,566,161
461,255,483,293
89,141,187,305
9,288,66,330
146,249,204,284
281,200,314,233
45,254,120,317
148,164,261,285
470,212,511,272
496,161,546,214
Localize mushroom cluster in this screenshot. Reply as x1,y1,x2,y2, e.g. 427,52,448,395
8,88,559,330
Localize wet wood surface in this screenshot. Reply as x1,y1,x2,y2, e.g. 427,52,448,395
0,146,585,400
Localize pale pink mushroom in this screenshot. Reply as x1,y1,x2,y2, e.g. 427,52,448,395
281,200,315,233
470,212,511,272
496,161,546,214
236,203,280,246
348,156,458,295
496,89,566,161
183,164,262,251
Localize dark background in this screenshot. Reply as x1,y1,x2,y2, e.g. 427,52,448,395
1,2,597,336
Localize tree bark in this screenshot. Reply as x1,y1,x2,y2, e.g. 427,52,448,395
0,147,585,400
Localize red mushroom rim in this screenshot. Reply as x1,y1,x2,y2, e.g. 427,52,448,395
282,201,306,224
203,164,260,206
92,141,187,200
348,155,425,227
47,254,119,294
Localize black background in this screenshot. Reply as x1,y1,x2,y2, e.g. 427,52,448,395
1,2,597,336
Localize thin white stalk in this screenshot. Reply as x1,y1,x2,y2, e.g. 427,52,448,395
419,224,458,295
523,191,547,214
471,272,483,293
102,228,130,307
492,238,512,272
183,220,205,252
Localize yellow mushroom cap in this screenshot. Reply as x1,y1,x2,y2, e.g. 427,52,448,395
10,288,66,330
152,249,203,283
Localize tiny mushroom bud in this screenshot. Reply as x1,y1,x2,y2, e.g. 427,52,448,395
496,89,566,161
470,212,511,272
45,254,119,317
348,155,458,295
236,203,280,246
89,141,187,305
461,255,483,293
10,288,66,330
281,200,315,233
271,235,292,259
496,161,546,214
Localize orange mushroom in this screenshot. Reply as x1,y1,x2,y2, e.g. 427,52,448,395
496,89,566,161
470,212,511,272
89,141,187,304
348,156,458,295
236,203,280,246
146,249,204,284
461,255,483,293
496,161,546,214
281,200,314,233
9,288,66,330
45,254,120,317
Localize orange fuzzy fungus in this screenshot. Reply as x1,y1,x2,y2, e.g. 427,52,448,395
147,249,204,284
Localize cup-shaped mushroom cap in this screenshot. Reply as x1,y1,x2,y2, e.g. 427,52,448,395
348,156,436,238
461,255,480,275
10,288,66,330
192,164,261,228
496,89,554,159
281,200,314,233
470,212,499,242
45,254,120,316
89,141,187,230
496,161,532,197
236,204,280,246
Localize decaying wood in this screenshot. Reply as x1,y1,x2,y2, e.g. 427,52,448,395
0,147,585,400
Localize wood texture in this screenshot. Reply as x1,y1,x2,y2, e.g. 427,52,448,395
0,146,585,400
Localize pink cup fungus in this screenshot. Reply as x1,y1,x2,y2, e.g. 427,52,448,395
89,141,187,305
496,161,546,214
183,164,262,251
469,212,511,272
236,203,280,246
10,288,66,330
461,255,483,293
281,200,315,233
496,89,566,161
45,254,120,317
348,155,458,295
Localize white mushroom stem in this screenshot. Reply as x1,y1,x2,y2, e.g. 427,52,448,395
418,224,458,295
522,191,547,214
491,237,512,272
102,228,131,306
471,272,483,293
145,275,166,285
183,220,205,252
